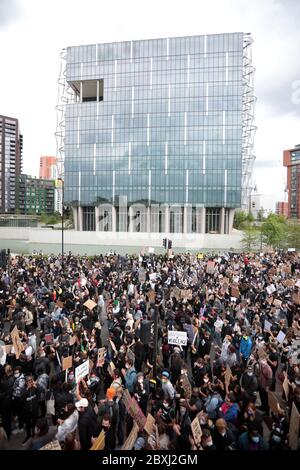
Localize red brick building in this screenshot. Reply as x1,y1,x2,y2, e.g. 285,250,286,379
276,201,289,218
39,156,57,180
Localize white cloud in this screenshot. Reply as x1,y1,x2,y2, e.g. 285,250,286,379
0,0,299,204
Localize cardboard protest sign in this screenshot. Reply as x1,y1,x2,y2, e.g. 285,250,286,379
191,416,202,446
288,402,300,450
168,330,188,347
62,355,73,371
264,320,272,332
138,268,146,283
268,391,279,415
276,331,286,344
182,374,192,399
148,290,156,303
283,376,289,401
90,430,105,451
293,293,300,305
121,423,139,450
10,326,24,359
40,440,62,450
180,289,193,300
144,413,156,435
231,285,240,298
170,287,181,301
266,284,276,296
206,261,215,275
83,299,97,310
75,359,89,383
224,365,232,387
123,389,133,410
149,273,157,282
97,347,106,367
148,247,155,254
126,395,147,430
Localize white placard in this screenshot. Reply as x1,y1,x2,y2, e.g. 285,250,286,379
75,359,89,383
296,279,300,289
276,331,286,344
264,320,272,332
266,284,276,296
168,330,188,346
230,297,237,303
149,273,157,282
148,247,155,254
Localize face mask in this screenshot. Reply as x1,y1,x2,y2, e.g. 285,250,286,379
205,439,213,446
163,403,170,409
247,372,253,377
204,378,209,383
125,364,130,369
200,418,206,425
14,373,20,378
251,436,259,443
138,378,143,384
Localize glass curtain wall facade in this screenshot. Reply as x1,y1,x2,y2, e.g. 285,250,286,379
63,34,252,233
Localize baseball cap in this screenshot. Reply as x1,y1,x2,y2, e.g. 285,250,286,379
162,371,170,378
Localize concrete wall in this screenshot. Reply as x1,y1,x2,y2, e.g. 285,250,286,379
0,227,243,255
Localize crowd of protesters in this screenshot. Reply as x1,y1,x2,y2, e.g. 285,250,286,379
0,249,299,451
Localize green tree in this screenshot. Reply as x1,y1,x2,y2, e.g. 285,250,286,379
256,208,266,222
241,223,260,251
234,210,249,229
261,213,287,249
285,219,300,250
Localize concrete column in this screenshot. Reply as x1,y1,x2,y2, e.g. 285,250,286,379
112,206,117,232
72,207,78,231
163,205,169,234
147,207,151,233
201,207,206,234
228,208,235,234
95,206,100,231
129,205,134,232
80,81,83,103
220,207,225,234
78,206,83,232
183,205,188,234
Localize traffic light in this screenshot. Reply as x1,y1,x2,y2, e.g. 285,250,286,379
168,240,172,249
163,238,167,249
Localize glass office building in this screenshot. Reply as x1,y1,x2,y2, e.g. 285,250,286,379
59,33,255,233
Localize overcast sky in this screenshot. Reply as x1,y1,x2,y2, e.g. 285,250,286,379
1,0,299,209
